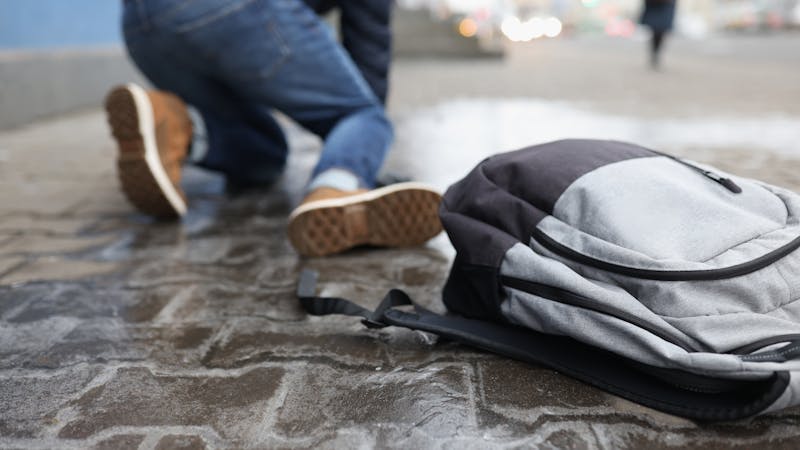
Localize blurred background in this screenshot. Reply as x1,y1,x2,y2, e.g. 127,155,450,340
1,0,799,128
403,0,800,42
0,0,798,193
3,0,799,51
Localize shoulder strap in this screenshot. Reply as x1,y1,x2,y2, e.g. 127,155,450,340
297,269,427,329
297,269,789,422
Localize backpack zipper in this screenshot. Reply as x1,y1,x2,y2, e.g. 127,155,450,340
500,275,704,353
532,227,800,281
652,151,742,194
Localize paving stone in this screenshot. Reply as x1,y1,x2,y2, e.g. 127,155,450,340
2,320,214,369
202,322,385,369
620,434,799,450
271,363,472,446
186,214,288,242
0,181,94,216
353,316,497,367
124,259,266,289
594,420,800,449
478,359,610,411
95,224,212,262
58,367,284,441
101,234,240,265
0,316,80,370
154,434,207,450
376,328,494,366
0,367,102,438
169,283,305,323
0,283,214,369
0,282,37,320
0,234,115,256
79,216,149,236
472,359,619,437
0,282,178,324
0,257,119,285
0,215,97,236
540,428,595,450
604,396,697,427
92,434,145,450
67,185,137,216
197,185,296,220
306,249,450,296
1,282,113,323
201,310,491,369
0,256,25,279
0,111,112,180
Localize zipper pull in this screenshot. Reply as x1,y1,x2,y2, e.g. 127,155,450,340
699,169,742,194
653,150,743,194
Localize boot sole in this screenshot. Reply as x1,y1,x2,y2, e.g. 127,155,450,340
105,83,187,218
287,182,443,257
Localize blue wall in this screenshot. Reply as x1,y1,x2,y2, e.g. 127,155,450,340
0,0,122,49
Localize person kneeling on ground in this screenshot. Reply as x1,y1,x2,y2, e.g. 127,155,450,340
105,0,442,257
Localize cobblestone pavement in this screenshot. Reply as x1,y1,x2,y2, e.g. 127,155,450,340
2,37,800,449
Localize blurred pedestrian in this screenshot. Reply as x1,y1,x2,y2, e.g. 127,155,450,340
105,0,442,257
640,0,676,69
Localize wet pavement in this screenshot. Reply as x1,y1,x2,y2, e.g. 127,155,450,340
2,36,800,449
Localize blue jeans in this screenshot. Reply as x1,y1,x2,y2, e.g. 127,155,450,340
122,0,393,188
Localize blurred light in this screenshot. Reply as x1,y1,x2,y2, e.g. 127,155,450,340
458,18,478,37
501,16,524,42
597,2,619,20
526,17,545,40
502,15,563,42
604,18,635,37
766,12,783,29
543,17,562,38
582,0,599,8
444,0,496,15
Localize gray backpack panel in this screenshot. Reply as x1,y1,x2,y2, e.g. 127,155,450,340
440,139,800,419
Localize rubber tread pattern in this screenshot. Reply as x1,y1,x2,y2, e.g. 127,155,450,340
288,188,443,257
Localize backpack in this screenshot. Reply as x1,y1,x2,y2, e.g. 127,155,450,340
298,139,800,421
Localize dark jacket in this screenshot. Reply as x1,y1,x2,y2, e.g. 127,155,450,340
305,0,392,104
640,0,676,32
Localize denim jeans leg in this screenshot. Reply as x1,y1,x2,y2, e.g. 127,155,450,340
187,0,393,188
123,0,392,188
308,104,392,188
122,5,289,185
198,108,288,186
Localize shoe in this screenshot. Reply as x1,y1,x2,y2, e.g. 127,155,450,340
287,182,443,257
105,83,192,218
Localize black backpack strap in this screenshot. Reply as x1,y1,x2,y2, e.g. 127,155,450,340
298,269,430,329
297,269,790,422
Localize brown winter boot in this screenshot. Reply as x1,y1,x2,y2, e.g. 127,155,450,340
105,83,192,218
287,183,443,257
